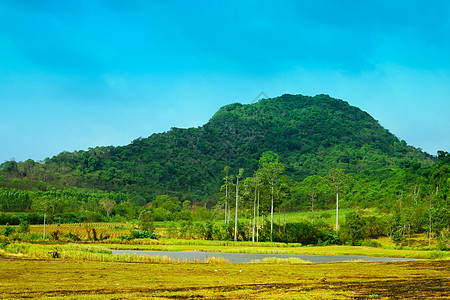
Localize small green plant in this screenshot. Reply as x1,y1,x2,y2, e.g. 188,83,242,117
130,229,157,239
118,235,133,241
26,233,43,241
65,231,81,242
2,225,15,237
114,225,128,230
0,240,10,249
362,239,382,248
18,220,30,234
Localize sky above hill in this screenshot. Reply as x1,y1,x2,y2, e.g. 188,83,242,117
1,0,449,163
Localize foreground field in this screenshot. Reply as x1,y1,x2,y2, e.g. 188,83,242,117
0,258,448,299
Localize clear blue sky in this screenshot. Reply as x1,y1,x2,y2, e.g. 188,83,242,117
1,0,449,163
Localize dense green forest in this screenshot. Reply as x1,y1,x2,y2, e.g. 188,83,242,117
1,94,448,245
0,94,433,199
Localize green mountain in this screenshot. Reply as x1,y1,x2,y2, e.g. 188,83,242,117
1,94,433,201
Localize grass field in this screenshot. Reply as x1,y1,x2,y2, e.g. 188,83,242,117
1,219,449,299
0,257,448,299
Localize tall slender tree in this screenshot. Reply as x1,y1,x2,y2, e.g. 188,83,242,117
223,166,230,224
234,168,244,242
252,175,261,243
31,196,51,239
259,151,284,241
325,168,350,233
100,198,116,220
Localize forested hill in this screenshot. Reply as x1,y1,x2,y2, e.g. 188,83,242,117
1,94,432,201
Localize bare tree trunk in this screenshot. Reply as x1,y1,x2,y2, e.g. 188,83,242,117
278,208,281,234
257,189,260,243
225,178,228,224
248,219,251,241
252,185,257,243
224,199,227,224
270,183,274,241
336,188,339,233
429,204,432,247
43,213,46,239
413,183,419,206
310,193,316,225
408,224,411,246
429,187,438,247
234,177,239,242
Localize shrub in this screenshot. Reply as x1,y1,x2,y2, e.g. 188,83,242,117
130,229,157,239
362,239,382,248
1,225,14,236
139,209,154,231
153,207,172,221
340,211,367,246
18,220,30,233
53,213,80,224
50,230,61,241
65,231,81,242
173,210,192,221
25,233,43,241
0,212,43,225
273,222,323,245
0,240,10,249
166,223,179,238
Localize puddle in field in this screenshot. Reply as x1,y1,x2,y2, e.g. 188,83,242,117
112,250,421,263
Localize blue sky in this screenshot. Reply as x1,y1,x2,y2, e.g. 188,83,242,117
1,0,449,163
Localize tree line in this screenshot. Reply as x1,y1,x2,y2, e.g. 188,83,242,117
214,150,449,247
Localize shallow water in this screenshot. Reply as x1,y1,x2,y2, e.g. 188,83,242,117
112,250,421,263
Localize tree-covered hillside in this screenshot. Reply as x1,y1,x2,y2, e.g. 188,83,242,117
1,94,433,202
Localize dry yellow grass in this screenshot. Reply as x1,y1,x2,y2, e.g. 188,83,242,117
0,257,448,299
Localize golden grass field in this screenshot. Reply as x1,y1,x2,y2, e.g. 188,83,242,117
0,257,448,299
1,221,449,299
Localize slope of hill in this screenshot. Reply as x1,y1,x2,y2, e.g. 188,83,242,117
1,94,433,201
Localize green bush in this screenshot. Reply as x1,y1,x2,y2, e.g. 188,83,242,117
166,223,179,238
340,211,367,246
0,213,43,225
361,239,382,248
273,221,333,245
1,225,14,236
0,240,10,249
130,229,157,239
18,220,30,233
65,231,81,242
53,213,80,224
139,209,154,231
153,207,172,221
